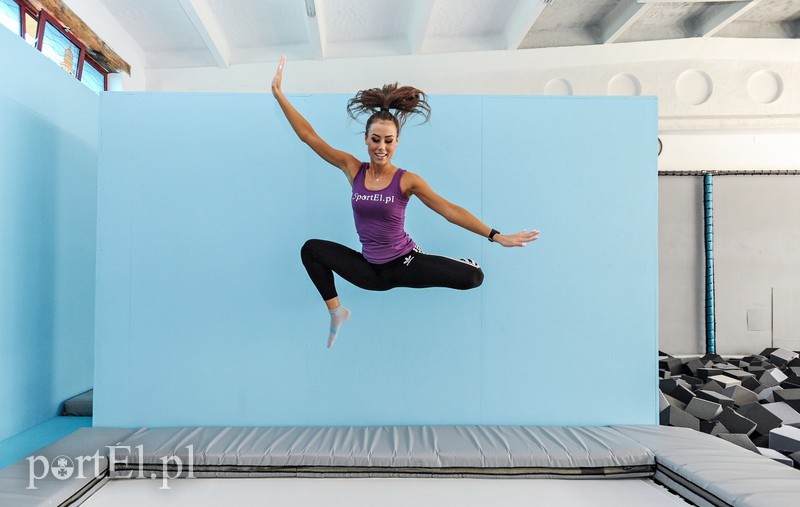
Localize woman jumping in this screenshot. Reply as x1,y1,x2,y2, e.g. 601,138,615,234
271,56,539,348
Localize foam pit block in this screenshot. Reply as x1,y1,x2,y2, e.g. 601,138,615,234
659,378,689,395
659,391,670,412
764,402,800,427
696,368,722,381
669,384,696,405
770,425,800,453
713,407,757,436
659,357,684,375
758,447,795,467
661,405,700,431
770,348,800,366
700,381,724,394
686,397,723,421
761,368,789,388
682,359,705,377
738,402,784,436
696,389,735,408
721,385,759,407
758,386,782,403
774,389,800,411
663,393,687,410
718,433,759,453
700,354,724,364
708,375,741,390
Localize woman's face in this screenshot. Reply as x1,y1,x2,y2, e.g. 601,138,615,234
365,119,398,168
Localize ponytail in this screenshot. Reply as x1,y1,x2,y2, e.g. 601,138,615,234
346,83,431,134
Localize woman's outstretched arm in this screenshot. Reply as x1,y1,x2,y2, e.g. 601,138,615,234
271,56,361,181
404,172,539,247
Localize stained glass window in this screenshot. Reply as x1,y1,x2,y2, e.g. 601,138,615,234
24,11,37,45
0,0,20,35
81,60,105,94
41,20,80,76
4,2,108,92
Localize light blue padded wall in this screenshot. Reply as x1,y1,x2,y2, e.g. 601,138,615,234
0,28,97,441
94,92,657,427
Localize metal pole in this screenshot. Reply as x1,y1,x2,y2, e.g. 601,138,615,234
703,174,716,355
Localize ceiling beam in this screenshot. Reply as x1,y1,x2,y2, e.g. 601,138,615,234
598,0,653,44
408,0,434,54
783,19,800,38
693,0,761,38
305,0,327,60
33,0,130,74
177,0,230,68
504,0,549,50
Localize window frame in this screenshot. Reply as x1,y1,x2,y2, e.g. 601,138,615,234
7,0,109,91
81,55,108,92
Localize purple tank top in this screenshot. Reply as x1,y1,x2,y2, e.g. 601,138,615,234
352,163,416,264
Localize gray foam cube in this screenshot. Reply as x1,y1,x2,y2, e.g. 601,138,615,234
758,386,782,403
774,389,800,411
686,397,723,421
718,433,758,453
763,402,800,427
708,375,741,389
720,385,758,407
660,405,700,431
659,391,670,412
769,425,800,453
770,348,800,366
713,407,757,436
760,368,788,388
758,447,794,467
696,389,735,408
738,402,783,436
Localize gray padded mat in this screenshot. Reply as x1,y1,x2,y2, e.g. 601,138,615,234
0,427,137,507
613,425,800,507
62,390,93,417
108,425,655,479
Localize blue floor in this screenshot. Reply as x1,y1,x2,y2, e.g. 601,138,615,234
0,416,92,469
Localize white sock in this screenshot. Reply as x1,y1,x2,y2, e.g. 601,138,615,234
328,306,351,348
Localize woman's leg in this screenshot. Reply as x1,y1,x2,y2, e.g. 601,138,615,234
378,248,484,290
300,239,387,347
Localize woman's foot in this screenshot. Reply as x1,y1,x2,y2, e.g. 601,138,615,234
328,306,351,348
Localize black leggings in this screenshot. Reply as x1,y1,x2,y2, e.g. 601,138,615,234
300,239,484,301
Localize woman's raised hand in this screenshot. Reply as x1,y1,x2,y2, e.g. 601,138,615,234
271,55,286,98
496,229,540,248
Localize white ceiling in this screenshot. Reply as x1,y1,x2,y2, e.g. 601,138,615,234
98,0,800,69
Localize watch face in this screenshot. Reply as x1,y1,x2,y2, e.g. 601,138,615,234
658,137,662,157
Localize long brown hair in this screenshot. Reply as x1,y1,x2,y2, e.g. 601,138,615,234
346,83,431,135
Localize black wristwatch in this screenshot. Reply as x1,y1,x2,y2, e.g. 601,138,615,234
488,229,500,242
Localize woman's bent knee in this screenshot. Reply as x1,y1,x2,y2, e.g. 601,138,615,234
469,268,485,289
301,239,323,264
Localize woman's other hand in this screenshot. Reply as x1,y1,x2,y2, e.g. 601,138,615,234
495,229,539,247
271,55,286,98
